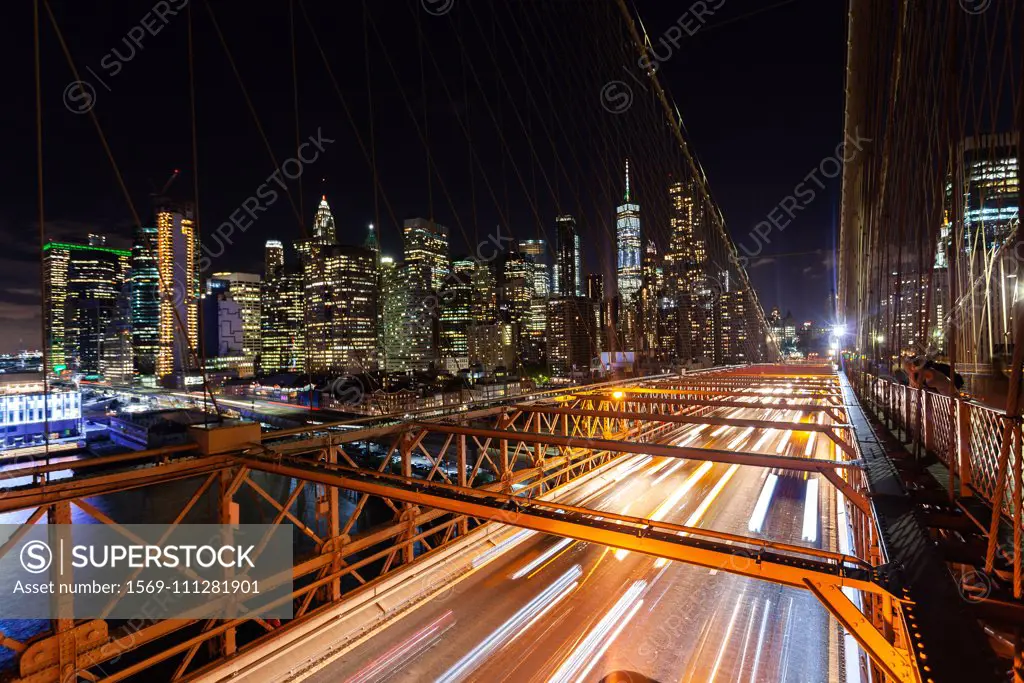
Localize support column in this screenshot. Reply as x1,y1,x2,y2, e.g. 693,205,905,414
399,432,416,565
49,501,76,683
956,398,973,496
328,447,341,602
218,469,238,657
457,435,468,535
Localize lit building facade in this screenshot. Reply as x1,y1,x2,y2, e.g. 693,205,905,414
402,218,448,371
260,272,304,373
440,270,473,372
305,244,378,374
547,296,597,377
471,262,498,324
265,240,284,281
202,279,245,358
639,239,664,356
156,204,200,382
295,196,336,266
380,257,412,373
131,224,160,381
665,177,713,361
100,286,134,384
0,376,83,452
715,287,756,364
554,214,580,296
43,236,130,376
519,239,550,297
616,160,643,307
210,272,262,367
468,322,515,371
502,252,533,359
404,218,450,291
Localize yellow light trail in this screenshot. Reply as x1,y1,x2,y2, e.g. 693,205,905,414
685,464,739,528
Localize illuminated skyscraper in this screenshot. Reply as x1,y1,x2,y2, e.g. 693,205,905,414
547,297,597,377
665,176,713,361
616,161,642,350
305,245,378,374
265,240,284,281
379,257,412,373
440,271,472,372
42,236,130,375
261,272,304,373
715,287,763,363
404,218,450,291
155,204,200,382
574,233,583,296
209,272,262,369
313,195,336,242
100,286,133,384
130,224,160,380
640,239,664,356
554,215,579,296
202,278,244,358
519,239,550,297
616,159,643,304
365,223,379,254
296,196,336,266
400,218,448,371
471,261,498,324
502,252,533,365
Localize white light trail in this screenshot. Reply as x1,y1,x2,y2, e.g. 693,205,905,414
711,425,731,438
748,598,771,683
709,592,746,682
775,429,792,454
747,474,779,533
613,455,652,482
652,460,686,487
753,429,774,451
547,580,647,683
802,478,819,543
677,426,707,447
728,427,755,450
737,598,760,677
804,431,817,457
345,610,456,683
647,458,670,476
685,464,739,527
510,538,574,579
652,461,713,522
439,565,581,683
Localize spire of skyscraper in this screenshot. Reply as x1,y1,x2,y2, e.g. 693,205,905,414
624,158,631,203
313,195,336,243
365,223,379,253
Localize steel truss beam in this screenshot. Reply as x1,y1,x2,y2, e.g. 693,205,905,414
0,456,233,514
237,451,912,680
512,405,857,458
237,452,886,594
612,386,844,402
804,579,915,683
408,422,859,473
567,395,849,423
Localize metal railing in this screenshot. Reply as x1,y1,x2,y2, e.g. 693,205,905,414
853,369,1019,522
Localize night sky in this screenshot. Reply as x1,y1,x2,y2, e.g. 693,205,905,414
1,0,845,353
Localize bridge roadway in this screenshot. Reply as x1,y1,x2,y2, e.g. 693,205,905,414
272,403,846,682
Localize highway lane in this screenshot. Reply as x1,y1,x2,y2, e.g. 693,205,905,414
305,402,846,683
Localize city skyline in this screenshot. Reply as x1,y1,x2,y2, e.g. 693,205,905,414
0,0,845,353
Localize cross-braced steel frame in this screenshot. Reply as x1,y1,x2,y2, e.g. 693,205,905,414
0,365,919,683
